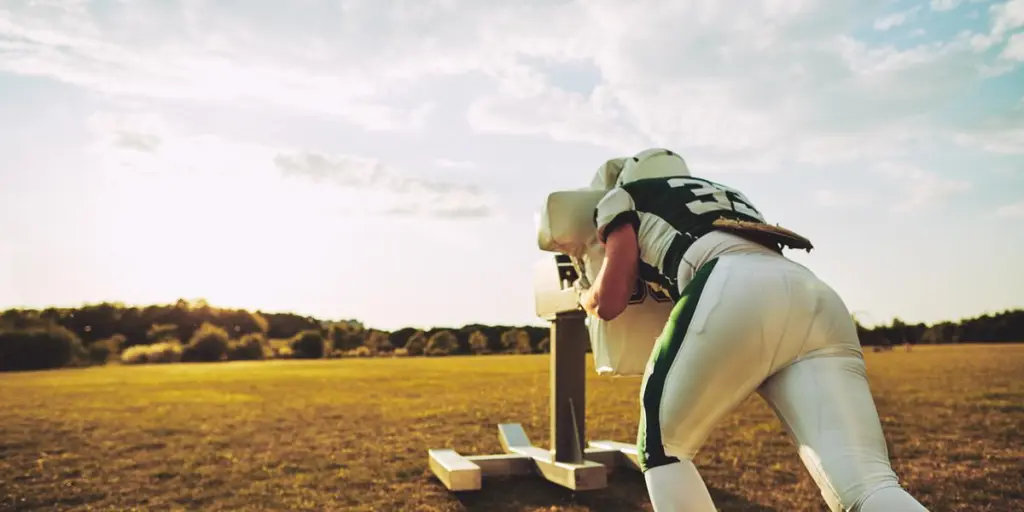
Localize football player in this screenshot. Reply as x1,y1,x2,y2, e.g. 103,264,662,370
577,148,928,511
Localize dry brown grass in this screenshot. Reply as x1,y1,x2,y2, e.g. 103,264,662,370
0,343,1021,511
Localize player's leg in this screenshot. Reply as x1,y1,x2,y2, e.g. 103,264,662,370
643,460,716,512
758,355,928,511
756,279,928,511
638,256,775,511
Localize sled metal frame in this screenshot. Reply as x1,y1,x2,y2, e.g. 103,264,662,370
427,255,642,492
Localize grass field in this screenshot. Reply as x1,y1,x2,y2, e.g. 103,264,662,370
1,344,1021,511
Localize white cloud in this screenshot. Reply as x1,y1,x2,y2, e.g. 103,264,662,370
937,0,1005,11
459,0,1016,168
954,128,1024,154
995,201,1024,218
86,110,496,219
433,158,477,170
812,189,871,208
930,0,963,12
991,0,1024,37
467,82,645,152
0,3,439,130
273,151,495,219
87,111,167,154
1001,32,1024,60
971,0,1024,50
952,97,1024,154
874,162,972,212
874,6,922,31
1,0,1021,173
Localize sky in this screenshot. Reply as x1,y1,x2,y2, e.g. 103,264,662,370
0,0,1022,331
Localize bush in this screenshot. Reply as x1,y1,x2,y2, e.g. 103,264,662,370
273,346,294,359
0,325,86,371
182,322,231,362
392,348,409,357
289,330,325,359
119,345,147,364
468,330,489,355
121,340,183,364
363,330,392,354
425,330,459,357
88,334,125,364
327,322,364,352
405,332,426,356
146,323,178,343
88,343,112,365
345,346,372,358
500,328,534,354
228,333,269,361
538,337,550,353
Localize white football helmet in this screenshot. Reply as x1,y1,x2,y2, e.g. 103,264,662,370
615,148,690,187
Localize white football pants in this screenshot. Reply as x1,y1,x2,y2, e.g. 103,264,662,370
638,252,928,511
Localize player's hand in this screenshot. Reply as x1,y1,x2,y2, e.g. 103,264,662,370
573,280,597,316
572,278,586,299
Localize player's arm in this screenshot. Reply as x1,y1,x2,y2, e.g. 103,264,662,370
580,189,640,321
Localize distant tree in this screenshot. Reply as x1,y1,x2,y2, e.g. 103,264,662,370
290,330,326,359
468,330,489,355
888,318,908,345
88,334,125,364
920,324,941,344
347,346,372,358
56,302,123,344
907,322,927,345
229,333,270,360
223,310,270,336
262,311,324,340
327,321,365,352
538,337,550,353
501,328,532,354
0,325,85,372
121,340,183,364
326,324,346,351
3,300,1023,365
853,318,887,346
364,330,393,354
388,327,419,350
524,326,548,350
425,330,459,356
182,322,231,362
147,323,179,344
405,331,427,356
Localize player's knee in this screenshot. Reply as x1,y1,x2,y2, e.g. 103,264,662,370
854,485,929,511
636,418,691,472
636,424,679,472
838,480,907,512
803,446,904,511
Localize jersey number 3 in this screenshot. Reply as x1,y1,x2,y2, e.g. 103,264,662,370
667,177,764,221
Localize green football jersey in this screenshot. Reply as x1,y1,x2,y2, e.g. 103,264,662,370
594,176,766,300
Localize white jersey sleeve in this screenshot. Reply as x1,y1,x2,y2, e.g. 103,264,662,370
594,188,640,243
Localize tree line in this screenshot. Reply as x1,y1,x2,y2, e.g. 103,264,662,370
0,299,1021,372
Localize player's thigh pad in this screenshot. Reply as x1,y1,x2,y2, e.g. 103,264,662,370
638,255,781,470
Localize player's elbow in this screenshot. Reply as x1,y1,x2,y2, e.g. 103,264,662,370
593,290,628,321
594,303,625,322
